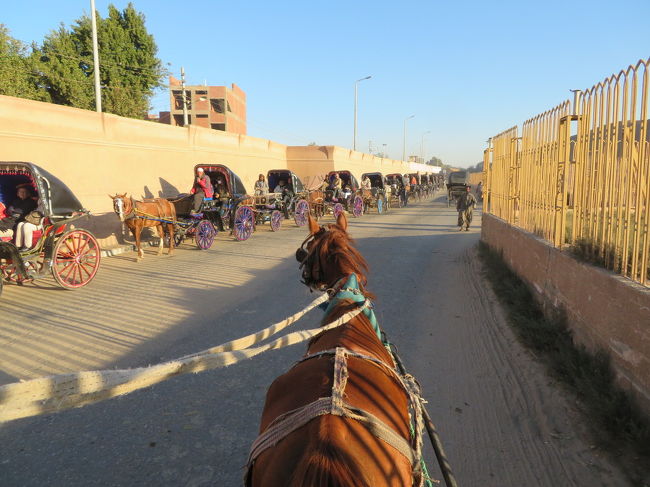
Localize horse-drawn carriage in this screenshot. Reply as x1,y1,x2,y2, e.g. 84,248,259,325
0,162,101,296
173,164,256,243
385,173,406,208
446,170,469,207
360,172,389,214
265,169,313,227
323,171,364,218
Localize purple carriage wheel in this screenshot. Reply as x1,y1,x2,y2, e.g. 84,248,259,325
352,195,363,218
270,210,282,232
195,220,216,250
293,199,309,227
233,206,255,241
333,203,344,219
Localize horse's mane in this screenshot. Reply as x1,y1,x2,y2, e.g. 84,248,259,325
316,223,371,293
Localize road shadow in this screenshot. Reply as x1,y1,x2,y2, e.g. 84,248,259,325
0,230,479,486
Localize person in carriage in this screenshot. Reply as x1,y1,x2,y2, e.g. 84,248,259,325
254,174,268,195
273,179,294,218
361,174,372,191
189,167,213,214
0,184,41,250
328,172,342,200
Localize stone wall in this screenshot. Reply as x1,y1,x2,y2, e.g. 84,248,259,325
0,95,435,247
481,213,650,411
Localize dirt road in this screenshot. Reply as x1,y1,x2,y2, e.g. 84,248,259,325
0,194,628,486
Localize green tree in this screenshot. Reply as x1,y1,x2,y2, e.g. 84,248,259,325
0,24,48,101
32,3,165,117
34,24,94,108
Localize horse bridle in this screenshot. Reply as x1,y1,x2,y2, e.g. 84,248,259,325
112,196,135,222
295,226,329,290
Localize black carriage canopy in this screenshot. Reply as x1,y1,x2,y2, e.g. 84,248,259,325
267,170,304,193
361,172,385,188
0,162,84,218
194,164,248,197
448,171,468,185
328,171,359,190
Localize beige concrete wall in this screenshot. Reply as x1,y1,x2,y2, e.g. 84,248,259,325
481,213,650,412
0,95,434,245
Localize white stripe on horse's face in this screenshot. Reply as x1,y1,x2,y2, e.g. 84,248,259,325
114,197,125,221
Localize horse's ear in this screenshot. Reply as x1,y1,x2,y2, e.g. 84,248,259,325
108,194,114,199
336,212,348,231
307,214,320,234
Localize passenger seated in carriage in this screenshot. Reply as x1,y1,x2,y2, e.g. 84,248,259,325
274,179,294,217
0,184,41,249
328,173,342,200
361,175,372,191
254,174,268,195
213,176,229,199
190,167,213,214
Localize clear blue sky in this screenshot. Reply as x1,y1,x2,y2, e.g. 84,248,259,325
3,0,649,167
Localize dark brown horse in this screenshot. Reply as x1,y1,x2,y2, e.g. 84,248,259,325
109,194,175,259
247,213,424,487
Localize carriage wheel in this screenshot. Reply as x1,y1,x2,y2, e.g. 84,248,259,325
352,196,363,218
333,203,344,219
270,210,282,232
51,229,101,289
195,220,216,250
233,206,255,241
377,196,384,214
293,199,309,227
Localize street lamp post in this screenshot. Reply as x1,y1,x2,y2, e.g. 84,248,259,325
420,130,431,163
90,0,101,113
402,115,415,161
353,76,371,151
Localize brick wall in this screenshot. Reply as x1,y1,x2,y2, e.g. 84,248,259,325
481,213,650,412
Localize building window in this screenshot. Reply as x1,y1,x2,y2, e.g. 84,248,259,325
172,90,191,109
210,98,225,113
173,114,184,126
196,90,207,95
211,123,226,131
196,114,208,118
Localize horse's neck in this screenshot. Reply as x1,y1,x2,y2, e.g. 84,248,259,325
310,301,392,366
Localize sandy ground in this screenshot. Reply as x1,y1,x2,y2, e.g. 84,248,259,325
0,193,630,486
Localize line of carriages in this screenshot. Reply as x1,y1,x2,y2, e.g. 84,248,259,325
0,161,440,297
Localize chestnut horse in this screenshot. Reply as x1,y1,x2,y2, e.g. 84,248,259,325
247,213,426,487
109,194,176,259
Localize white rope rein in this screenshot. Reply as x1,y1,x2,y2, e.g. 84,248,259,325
0,293,368,423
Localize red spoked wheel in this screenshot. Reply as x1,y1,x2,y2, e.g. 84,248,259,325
333,203,344,219
195,220,216,250
233,206,255,241
270,210,282,232
293,199,309,227
51,229,101,289
352,195,363,218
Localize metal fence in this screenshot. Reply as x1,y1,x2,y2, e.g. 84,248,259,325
484,58,650,286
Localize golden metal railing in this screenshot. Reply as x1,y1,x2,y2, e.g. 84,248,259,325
485,58,650,286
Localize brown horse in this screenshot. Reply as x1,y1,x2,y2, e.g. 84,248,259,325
109,194,175,259
247,212,425,487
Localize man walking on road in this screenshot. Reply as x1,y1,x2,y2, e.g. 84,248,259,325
457,186,476,231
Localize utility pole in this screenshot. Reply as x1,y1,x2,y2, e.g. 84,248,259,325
353,76,371,150
181,67,189,126
90,0,102,113
403,115,415,161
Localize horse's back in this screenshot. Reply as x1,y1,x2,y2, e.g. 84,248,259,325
250,351,412,487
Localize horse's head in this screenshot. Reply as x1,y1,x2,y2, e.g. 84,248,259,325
296,212,368,292
109,193,129,222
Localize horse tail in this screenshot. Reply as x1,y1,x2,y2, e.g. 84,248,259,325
288,419,372,487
